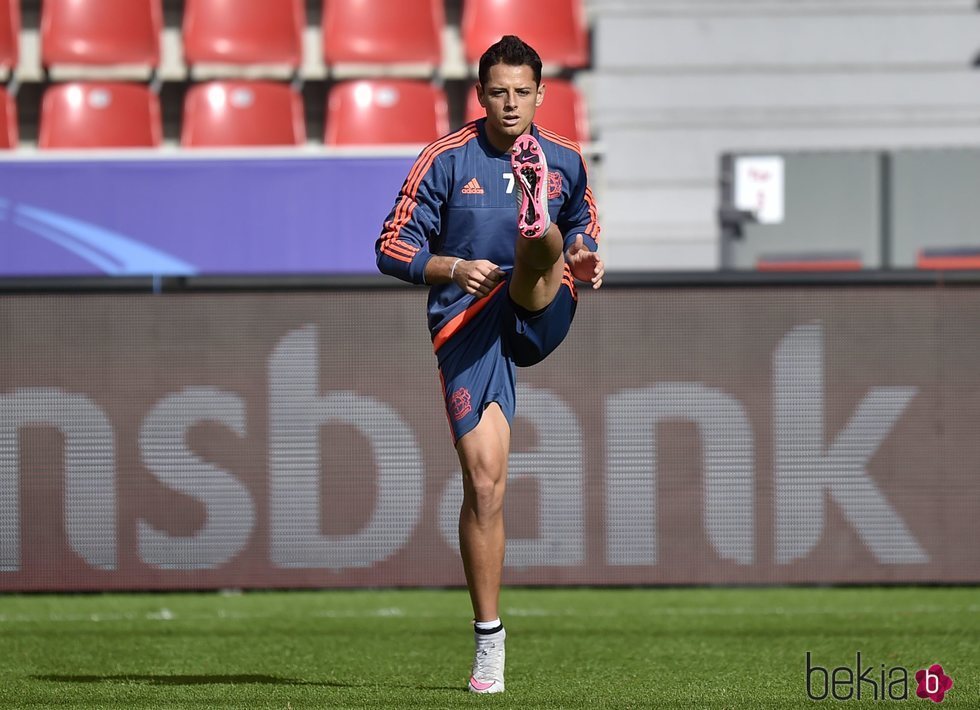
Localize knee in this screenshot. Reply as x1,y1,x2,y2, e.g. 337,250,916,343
462,457,506,516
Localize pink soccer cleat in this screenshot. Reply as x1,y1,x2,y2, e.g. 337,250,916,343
510,134,551,239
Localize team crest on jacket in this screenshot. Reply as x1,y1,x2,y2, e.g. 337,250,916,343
450,387,473,421
548,171,562,199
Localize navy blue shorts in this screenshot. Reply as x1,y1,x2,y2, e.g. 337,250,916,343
435,269,577,443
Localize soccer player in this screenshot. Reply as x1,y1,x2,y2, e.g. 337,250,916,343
375,35,603,694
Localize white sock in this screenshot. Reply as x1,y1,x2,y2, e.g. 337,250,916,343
474,618,503,635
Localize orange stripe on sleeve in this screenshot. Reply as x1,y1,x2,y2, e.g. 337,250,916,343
379,238,417,257
562,265,579,300
583,186,600,241
538,127,581,152
382,249,414,264
403,127,471,196
379,126,479,256
540,127,600,243
381,250,414,264
404,125,478,202
382,241,418,259
382,127,476,243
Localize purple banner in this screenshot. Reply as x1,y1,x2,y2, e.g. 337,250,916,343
0,156,414,276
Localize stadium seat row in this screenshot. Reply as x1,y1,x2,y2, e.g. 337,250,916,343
0,78,590,149
0,0,589,72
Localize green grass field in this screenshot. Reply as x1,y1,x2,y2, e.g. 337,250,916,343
0,587,976,708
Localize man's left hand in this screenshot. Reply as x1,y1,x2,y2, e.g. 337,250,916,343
565,234,604,289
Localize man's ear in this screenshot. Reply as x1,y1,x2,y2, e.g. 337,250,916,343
536,82,545,108
475,83,486,108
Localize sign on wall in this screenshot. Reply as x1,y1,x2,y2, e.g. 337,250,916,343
0,285,977,590
735,155,785,224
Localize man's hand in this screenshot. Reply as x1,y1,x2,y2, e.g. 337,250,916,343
565,235,604,289
453,259,506,299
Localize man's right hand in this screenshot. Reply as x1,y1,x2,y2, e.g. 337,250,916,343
453,259,506,299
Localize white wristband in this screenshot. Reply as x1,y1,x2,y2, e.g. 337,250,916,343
450,258,463,281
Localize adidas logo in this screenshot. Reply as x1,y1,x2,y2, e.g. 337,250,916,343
461,178,485,195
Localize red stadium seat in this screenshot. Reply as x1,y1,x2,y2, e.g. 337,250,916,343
182,81,306,147
0,86,17,148
39,83,162,149
462,0,589,67
325,80,449,146
756,253,863,272
465,78,590,143
917,248,980,270
0,0,19,72
183,0,305,66
322,0,443,66
41,0,161,67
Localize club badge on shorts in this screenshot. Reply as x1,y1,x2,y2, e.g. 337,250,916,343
451,387,473,421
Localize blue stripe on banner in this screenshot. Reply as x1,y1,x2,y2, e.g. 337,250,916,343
11,203,198,276
12,215,124,274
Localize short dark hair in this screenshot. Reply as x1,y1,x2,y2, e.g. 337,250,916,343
478,35,542,86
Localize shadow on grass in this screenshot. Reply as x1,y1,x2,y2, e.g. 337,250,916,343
32,674,337,687
32,674,466,692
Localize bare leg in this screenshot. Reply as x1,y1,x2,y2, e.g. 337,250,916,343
508,223,565,313
456,403,511,621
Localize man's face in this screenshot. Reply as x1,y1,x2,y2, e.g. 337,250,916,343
477,62,544,145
